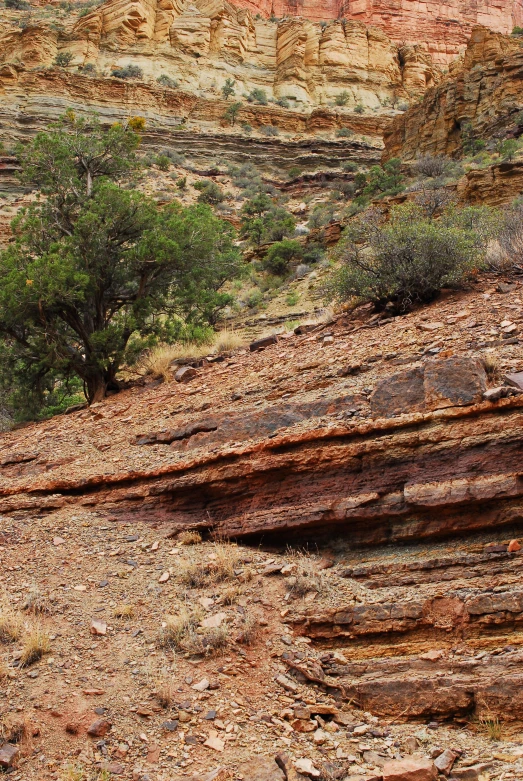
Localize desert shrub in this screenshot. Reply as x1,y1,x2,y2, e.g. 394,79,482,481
335,91,350,106
241,193,295,246
223,101,242,126
512,26,523,35
343,161,358,172
337,127,353,138
222,77,235,99
241,123,252,133
328,202,495,313
194,180,224,204
178,530,202,545
308,203,336,229
302,241,325,264
497,138,520,161
496,202,523,267
81,62,96,75
260,125,279,136
414,187,456,218
363,158,404,198
247,88,268,105
155,154,171,171
157,74,178,89
5,0,29,9
461,122,486,155
111,64,143,80
397,101,409,111
354,103,365,114
276,97,290,108
263,239,303,275
414,154,453,178
54,51,73,67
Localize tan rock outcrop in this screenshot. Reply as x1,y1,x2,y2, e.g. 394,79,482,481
383,26,523,163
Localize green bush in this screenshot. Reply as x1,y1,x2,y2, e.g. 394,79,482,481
81,62,96,75
155,154,171,171
461,122,486,155
354,103,365,114
337,127,353,138
157,74,178,89
222,77,236,100
497,138,520,161
362,158,403,198
241,123,252,134
5,0,29,9
194,180,224,204
261,125,279,136
335,91,350,106
263,239,303,276
512,26,523,35
247,88,268,105
112,64,143,80
328,202,495,313
276,97,290,108
223,101,242,126
54,51,73,67
240,193,296,246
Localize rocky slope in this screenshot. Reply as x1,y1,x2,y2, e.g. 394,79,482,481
383,26,523,166
3,277,523,779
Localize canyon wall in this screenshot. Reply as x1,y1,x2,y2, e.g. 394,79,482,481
230,0,523,61
383,25,523,162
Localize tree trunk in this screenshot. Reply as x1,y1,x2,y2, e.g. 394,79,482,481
85,372,107,405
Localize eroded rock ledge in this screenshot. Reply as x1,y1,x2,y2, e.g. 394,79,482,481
2,397,523,546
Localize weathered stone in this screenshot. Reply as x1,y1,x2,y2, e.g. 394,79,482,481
174,366,198,383
87,719,112,737
433,748,457,774
0,743,18,768
423,356,486,411
237,756,285,781
505,371,523,391
370,366,425,418
382,757,437,781
250,334,279,352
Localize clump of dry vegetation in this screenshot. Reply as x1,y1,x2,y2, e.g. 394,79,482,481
113,604,135,620
158,608,230,656
286,550,330,599
20,625,51,667
178,530,202,545
236,614,260,645
177,543,242,588
0,601,23,643
483,349,500,382
154,676,177,708
213,329,245,354
23,584,51,615
159,608,201,650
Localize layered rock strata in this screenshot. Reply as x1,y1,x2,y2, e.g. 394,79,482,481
383,26,523,163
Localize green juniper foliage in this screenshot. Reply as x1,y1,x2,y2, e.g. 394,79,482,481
240,193,296,247
0,113,240,412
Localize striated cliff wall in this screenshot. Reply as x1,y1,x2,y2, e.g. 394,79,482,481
383,26,523,162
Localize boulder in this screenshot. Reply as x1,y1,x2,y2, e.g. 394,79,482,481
504,371,523,390
423,356,486,410
382,757,437,781
174,366,198,383
370,366,425,418
0,743,18,768
434,748,457,774
249,334,279,352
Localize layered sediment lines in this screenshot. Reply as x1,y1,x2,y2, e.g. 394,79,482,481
2,397,523,547
383,26,523,164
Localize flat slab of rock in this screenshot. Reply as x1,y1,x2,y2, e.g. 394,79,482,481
371,357,487,418
383,758,437,781
237,756,285,781
175,366,198,383
424,356,486,410
505,370,523,390
250,334,278,352
370,366,425,418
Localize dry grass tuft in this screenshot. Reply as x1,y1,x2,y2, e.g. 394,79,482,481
0,712,29,744
0,603,23,643
483,349,500,381
136,342,212,381
20,625,51,667
286,550,330,599
154,677,177,708
177,543,242,589
59,764,86,781
113,604,135,620
178,530,202,546
0,656,8,681
183,625,230,656
235,614,260,646
477,712,502,741
213,329,245,354
159,608,201,650
23,585,51,615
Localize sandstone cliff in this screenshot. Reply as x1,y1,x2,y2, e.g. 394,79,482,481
383,26,523,163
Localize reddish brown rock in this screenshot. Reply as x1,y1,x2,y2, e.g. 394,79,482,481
0,744,18,769
423,356,486,410
382,758,437,781
370,366,425,418
174,366,198,383
87,719,112,737
509,539,522,552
